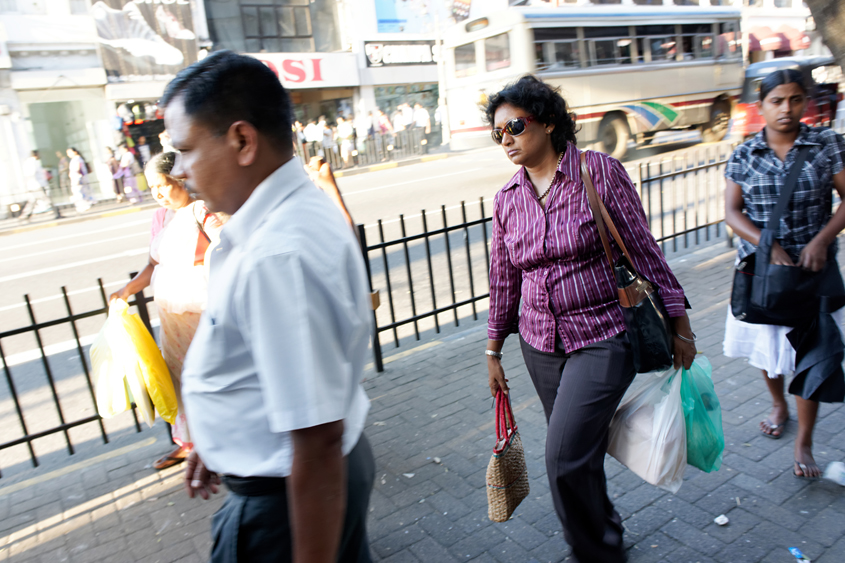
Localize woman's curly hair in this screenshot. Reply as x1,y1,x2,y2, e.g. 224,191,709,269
483,75,579,152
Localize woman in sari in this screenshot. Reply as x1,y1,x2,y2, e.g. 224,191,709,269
111,151,223,469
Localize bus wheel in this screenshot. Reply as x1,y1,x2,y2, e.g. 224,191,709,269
598,115,629,160
702,102,730,143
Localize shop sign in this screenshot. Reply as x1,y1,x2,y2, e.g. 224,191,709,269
91,0,198,84
365,41,437,67
249,53,359,89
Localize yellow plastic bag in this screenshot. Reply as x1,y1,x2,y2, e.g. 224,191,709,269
90,318,131,418
110,299,178,425
94,300,178,426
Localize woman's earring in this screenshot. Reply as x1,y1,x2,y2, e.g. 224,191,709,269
546,129,551,134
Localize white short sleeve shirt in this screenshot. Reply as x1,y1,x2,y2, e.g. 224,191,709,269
181,157,372,478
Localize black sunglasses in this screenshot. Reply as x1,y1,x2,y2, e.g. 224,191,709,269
491,116,536,144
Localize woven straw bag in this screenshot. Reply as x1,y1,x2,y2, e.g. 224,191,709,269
486,390,529,522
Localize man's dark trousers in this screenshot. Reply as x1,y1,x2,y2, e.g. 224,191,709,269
210,434,375,562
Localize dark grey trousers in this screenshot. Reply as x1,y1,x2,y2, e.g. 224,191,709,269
210,434,375,563
520,332,636,563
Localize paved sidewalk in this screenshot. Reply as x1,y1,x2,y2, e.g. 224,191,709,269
2,241,845,563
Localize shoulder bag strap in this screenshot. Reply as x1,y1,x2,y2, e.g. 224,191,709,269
580,152,637,272
766,144,812,232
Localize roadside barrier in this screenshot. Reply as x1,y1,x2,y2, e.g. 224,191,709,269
0,276,154,476
0,139,738,476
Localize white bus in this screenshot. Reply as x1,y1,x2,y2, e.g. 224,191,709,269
443,7,743,158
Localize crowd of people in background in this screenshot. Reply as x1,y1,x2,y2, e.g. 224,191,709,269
18,130,179,220
292,102,437,168
17,99,437,222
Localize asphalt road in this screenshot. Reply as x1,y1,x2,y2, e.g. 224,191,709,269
0,134,713,359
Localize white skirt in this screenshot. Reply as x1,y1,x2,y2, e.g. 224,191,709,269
723,306,845,378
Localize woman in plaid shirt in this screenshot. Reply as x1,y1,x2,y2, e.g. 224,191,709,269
724,69,845,479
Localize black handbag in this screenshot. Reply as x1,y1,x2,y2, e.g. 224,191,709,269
730,145,844,326
580,153,674,373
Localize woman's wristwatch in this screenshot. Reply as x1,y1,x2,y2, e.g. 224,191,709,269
486,350,503,360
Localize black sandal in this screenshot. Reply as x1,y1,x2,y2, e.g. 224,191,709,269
760,417,788,439
793,460,821,480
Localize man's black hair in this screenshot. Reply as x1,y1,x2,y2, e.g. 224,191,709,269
160,50,293,148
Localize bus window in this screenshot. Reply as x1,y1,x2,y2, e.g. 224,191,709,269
455,42,477,78
635,25,676,63
535,42,581,71
648,37,677,62
681,24,713,60
486,33,511,72
716,22,740,59
534,28,581,71
584,27,633,66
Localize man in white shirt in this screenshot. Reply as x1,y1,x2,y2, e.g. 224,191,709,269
162,50,374,563
303,119,320,157
20,150,61,221
136,135,152,166
413,103,431,134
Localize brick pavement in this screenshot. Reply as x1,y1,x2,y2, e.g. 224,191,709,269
1,240,845,563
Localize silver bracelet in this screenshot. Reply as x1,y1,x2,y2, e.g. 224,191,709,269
486,350,503,359
675,332,697,344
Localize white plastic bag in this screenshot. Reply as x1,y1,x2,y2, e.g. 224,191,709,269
607,367,687,493
90,318,131,418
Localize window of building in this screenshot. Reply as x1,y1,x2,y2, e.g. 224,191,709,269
454,43,477,78
241,2,313,52
708,0,732,4
674,0,700,5
0,0,16,13
485,33,510,72
534,28,581,71
744,0,763,6
774,0,792,6
633,0,663,4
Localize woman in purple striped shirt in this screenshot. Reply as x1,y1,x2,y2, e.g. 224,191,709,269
484,76,696,562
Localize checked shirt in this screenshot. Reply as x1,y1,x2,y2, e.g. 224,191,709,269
725,124,845,261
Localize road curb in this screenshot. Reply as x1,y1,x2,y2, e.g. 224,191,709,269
0,201,159,237
333,152,450,178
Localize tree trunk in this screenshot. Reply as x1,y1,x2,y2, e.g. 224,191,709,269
806,0,845,71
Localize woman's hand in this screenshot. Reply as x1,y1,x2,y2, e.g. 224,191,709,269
670,314,696,370
488,356,509,397
770,241,795,266
797,236,829,272
108,286,132,304
672,336,696,371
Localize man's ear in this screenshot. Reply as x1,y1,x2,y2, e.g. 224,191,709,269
228,121,260,167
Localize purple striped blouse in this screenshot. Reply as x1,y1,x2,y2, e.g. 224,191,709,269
488,145,687,353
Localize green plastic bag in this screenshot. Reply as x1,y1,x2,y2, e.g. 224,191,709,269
680,356,724,473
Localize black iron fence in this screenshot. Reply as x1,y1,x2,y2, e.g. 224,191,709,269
359,142,736,371
0,141,735,476
0,277,154,476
